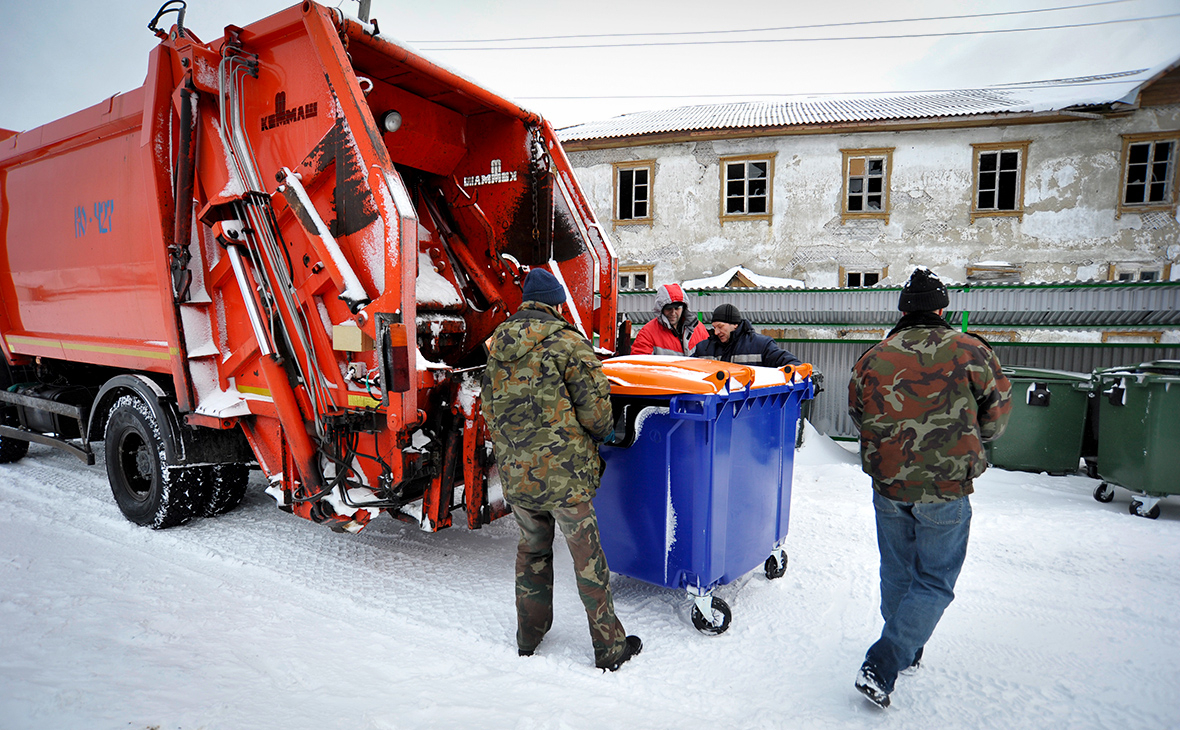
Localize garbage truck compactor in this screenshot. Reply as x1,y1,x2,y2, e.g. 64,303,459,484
0,1,616,532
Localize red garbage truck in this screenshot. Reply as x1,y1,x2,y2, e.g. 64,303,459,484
0,1,616,533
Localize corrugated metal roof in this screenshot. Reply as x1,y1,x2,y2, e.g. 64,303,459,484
559,90,1027,142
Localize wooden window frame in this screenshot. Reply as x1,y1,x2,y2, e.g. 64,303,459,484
719,153,775,224
1101,330,1163,344
618,264,655,291
1107,262,1170,282
840,148,893,224
1116,132,1180,218
970,141,1031,223
838,265,888,288
612,160,655,226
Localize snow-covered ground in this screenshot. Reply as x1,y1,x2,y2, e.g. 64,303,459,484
2,426,1178,730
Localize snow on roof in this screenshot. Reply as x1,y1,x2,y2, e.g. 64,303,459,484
683,265,804,290
558,64,1175,143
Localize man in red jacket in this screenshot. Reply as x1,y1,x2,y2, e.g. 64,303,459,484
631,283,709,356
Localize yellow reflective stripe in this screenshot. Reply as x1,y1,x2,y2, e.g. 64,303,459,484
348,394,382,408
236,386,380,410
236,385,272,398
6,335,176,360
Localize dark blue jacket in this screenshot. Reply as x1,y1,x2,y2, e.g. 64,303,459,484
692,319,800,367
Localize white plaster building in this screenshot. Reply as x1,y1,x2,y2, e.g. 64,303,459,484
559,59,1180,291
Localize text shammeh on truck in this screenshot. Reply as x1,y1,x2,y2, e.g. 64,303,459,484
0,1,617,533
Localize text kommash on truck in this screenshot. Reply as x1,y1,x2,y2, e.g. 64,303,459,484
0,1,617,533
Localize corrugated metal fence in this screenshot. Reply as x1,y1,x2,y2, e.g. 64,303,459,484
620,282,1180,439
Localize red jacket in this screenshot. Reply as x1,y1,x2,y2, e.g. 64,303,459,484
631,283,709,356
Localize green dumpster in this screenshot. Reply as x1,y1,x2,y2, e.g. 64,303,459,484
985,367,1093,476
1092,361,1180,519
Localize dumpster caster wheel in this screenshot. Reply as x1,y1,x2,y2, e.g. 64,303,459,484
1093,483,1115,503
1129,500,1160,520
764,552,788,580
691,595,732,636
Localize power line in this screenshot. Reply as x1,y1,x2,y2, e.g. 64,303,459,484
417,12,1180,51
513,74,1152,101
413,0,1138,44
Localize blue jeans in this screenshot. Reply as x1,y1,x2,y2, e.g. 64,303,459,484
865,489,971,692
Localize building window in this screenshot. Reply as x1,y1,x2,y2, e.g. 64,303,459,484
971,141,1030,222
841,148,893,223
612,161,654,225
619,265,654,291
840,265,887,288
720,153,775,222
1110,263,1167,282
1118,133,1179,217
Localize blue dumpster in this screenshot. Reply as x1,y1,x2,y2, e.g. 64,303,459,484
596,356,814,634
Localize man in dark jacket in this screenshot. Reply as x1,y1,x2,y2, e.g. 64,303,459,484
481,268,642,672
692,303,801,367
848,267,1012,708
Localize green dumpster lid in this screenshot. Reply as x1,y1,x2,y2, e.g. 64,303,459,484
1000,367,1091,383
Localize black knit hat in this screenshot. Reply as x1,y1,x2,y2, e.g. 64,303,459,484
711,303,742,324
521,269,566,305
898,267,950,312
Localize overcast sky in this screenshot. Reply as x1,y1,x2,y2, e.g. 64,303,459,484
1,0,1178,132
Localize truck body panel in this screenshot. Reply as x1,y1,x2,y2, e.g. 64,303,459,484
0,2,616,533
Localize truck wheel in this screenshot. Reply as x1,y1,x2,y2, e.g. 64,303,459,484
0,368,29,464
0,417,30,463
105,395,209,529
199,463,250,517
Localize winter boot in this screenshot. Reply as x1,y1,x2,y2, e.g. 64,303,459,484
600,635,643,672
855,661,891,708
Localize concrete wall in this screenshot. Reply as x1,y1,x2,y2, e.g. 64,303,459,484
567,105,1180,288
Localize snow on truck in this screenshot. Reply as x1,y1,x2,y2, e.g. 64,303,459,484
0,1,616,533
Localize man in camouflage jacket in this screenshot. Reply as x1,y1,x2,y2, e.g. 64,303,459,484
482,268,641,671
848,267,1011,708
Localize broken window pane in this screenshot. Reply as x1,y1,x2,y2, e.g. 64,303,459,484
727,197,744,214
847,273,862,287
618,169,635,219
848,196,863,211
849,179,863,194
976,147,1022,211
868,159,883,174
867,177,882,193
864,272,880,286
1129,144,1150,165
634,273,648,288
1140,270,1159,281
749,179,767,197
727,163,745,181
867,195,882,210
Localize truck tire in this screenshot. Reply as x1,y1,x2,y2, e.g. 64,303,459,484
105,395,209,529
199,463,250,517
0,415,30,463
0,366,29,464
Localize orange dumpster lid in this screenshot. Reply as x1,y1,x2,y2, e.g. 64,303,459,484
602,355,812,396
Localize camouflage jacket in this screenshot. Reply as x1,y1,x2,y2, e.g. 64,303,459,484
848,312,1012,503
481,301,614,510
